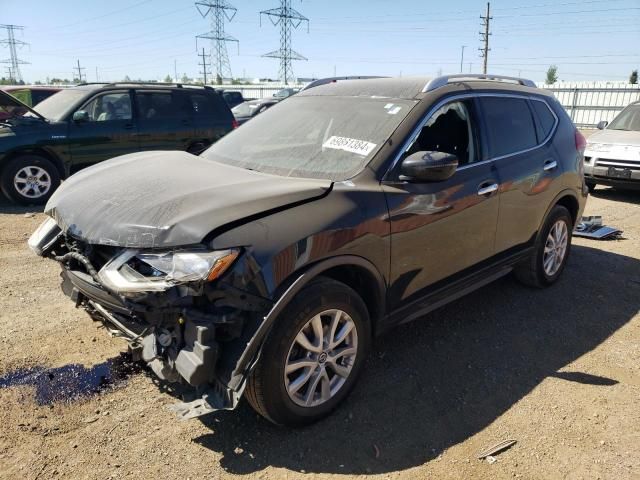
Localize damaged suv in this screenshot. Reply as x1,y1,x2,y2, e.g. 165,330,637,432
30,75,588,426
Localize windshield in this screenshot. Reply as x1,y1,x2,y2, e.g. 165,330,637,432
608,105,640,131
202,95,417,181
32,89,87,121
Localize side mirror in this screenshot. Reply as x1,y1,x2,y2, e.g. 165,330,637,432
596,120,608,130
400,151,458,182
72,110,89,123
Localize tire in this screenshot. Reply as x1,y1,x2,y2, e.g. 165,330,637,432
245,276,371,426
586,181,596,193
1,154,60,205
514,205,573,288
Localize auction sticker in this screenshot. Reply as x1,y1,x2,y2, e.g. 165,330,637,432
322,136,377,156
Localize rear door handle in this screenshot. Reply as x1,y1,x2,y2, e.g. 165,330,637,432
477,183,498,196
543,159,558,171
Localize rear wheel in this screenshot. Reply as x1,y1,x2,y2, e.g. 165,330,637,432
1,154,60,205
245,276,370,426
514,205,573,288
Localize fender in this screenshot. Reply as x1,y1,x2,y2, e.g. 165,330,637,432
226,254,386,391
536,188,581,237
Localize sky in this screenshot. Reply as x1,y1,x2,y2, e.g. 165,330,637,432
1,0,639,83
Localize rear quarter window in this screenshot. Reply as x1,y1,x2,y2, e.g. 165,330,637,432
189,92,232,123
530,99,557,141
480,96,537,158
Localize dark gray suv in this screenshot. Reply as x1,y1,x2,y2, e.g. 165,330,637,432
30,74,588,426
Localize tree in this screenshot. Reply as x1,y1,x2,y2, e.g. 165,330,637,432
545,65,558,85
181,73,190,84
164,74,172,83
123,75,131,82
215,74,222,85
630,70,638,85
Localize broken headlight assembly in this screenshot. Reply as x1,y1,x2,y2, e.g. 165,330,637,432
97,248,239,294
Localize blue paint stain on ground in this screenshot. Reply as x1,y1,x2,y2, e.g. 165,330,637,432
0,353,142,405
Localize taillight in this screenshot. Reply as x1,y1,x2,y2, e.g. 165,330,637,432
575,129,587,152
232,119,239,129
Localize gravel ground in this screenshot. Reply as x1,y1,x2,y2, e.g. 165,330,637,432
0,186,638,480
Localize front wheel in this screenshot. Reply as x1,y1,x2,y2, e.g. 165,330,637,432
1,155,60,205
514,205,573,288
245,277,371,426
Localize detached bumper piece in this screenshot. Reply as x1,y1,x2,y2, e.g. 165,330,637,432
574,216,623,240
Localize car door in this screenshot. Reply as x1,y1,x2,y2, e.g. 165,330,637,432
382,97,500,312
67,90,139,171
478,95,562,253
135,90,194,152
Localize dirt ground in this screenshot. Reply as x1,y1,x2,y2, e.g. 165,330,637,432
0,187,638,480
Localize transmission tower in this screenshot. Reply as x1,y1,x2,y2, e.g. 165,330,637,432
260,0,309,85
479,2,492,74
0,24,29,83
195,1,238,81
198,47,212,84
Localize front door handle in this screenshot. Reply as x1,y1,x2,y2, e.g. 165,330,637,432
543,159,558,171
477,183,498,196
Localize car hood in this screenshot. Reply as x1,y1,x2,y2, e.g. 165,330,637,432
587,129,640,147
45,151,332,248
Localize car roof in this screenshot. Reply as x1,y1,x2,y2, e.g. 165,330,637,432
298,74,546,100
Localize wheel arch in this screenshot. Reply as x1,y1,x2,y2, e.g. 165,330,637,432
227,255,387,391
2,147,66,179
538,189,580,235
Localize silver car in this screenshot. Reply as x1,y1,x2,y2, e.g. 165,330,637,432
584,100,640,191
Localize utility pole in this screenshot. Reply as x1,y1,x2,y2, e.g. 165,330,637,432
260,0,309,85
74,59,86,83
198,47,211,84
0,24,29,83
460,45,466,73
195,1,239,81
95,66,99,82
479,2,492,74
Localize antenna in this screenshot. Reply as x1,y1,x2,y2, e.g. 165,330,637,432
260,0,309,85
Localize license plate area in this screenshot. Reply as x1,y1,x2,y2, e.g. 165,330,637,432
607,166,632,179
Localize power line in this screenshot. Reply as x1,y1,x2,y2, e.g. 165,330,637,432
195,1,238,80
260,0,309,84
198,47,211,84
479,3,492,74
0,24,29,82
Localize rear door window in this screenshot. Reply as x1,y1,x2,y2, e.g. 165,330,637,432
135,91,187,121
479,97,537,158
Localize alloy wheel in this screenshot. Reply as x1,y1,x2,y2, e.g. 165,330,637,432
284,309,358,408
13,166,51,199
543,219,568,277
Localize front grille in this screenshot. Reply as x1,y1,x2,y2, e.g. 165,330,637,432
595,158,640,170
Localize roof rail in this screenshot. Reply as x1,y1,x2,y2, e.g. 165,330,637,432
302,75,388,91
76,81,212,89
423,74,536,92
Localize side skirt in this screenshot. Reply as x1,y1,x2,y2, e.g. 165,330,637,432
386,246,534,328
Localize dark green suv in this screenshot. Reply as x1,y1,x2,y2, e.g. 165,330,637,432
0,83,236,204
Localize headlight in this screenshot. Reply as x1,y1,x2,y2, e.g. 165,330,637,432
586,143,611,152
97,248,239,294
28,217,61,256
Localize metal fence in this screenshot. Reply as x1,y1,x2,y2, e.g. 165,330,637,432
537,83,640,128
211,84,305,100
